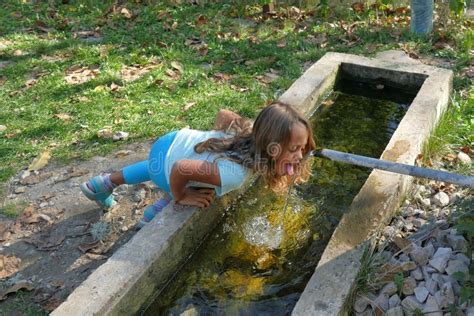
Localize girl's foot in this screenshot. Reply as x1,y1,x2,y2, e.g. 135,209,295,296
80,174,117,209
138,198,170,228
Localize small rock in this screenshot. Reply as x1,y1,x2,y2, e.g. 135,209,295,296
410,246,430,266
426,278,438,295
120,226,128,232
453,253,470,266
433,290,447,309
415,184,429,196
354,307,373,316
424,242,435,258
402,277,417,295
400,206,415,217
445,260,469,278
389,294,401,309
385,305,403,316
414,286,429,303
412,218,426,228
19,170,31,179
429,247,452,273
381,282,398,296
39,202,48,208
401,261,417,271
420,198,431,207
449,192,463,204
399,253,410,262
404,221,414,231
466,306,474,316
446,234,468,252
374,293,389,312
457,151,471,164
383,226,397,238
440,275,461,296
354,295,370,313
401,296,423,313
423,295,442,315
112,131,129,141
180,304,198,316
14,187,26,194
432,192,450,207
410,267,423,280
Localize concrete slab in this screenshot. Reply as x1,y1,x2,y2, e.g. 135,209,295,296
52,52,452,316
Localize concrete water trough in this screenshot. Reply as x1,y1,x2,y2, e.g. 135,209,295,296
52,52,452,315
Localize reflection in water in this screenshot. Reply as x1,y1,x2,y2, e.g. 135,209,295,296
144,91,411,315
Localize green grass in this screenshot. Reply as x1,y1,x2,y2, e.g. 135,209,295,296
0,290,48,315
423,91,474,175
0,200,27,218
0,1,472,188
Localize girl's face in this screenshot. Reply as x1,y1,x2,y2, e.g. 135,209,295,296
274,122,309,177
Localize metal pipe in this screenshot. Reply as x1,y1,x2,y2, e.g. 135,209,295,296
311,149,474,189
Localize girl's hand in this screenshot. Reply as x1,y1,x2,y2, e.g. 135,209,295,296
176,188,215,208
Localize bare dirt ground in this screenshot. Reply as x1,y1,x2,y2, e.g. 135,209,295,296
0,141,166,314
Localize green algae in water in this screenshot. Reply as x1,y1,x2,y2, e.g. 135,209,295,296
143,92,409,315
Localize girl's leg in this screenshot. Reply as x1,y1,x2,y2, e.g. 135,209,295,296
138,193,172,229
81,160,151,209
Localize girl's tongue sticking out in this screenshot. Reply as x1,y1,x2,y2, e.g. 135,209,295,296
285,163,294,176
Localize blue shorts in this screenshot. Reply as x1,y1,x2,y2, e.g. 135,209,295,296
122,131,178,193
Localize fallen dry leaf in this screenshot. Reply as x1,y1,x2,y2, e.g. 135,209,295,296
65,65,100,85
110,82,121,91
20,172,53,185
277,40,286,48
0,223,11,242
393,236,413,252
322,99,335,107
40,297,62,311
17,205,38,224
0,255,21,279
78,240,101,253
165,68,180,80
351,2,365,12
183,102,196,111
28,150,51,171
85,253,108,260
460,146,473,156
54,167,89,183
97,128,113,139
0,76,6,86
121,63,160,82
459,66,474,79
115,150,132,158
13,49,24,56
256,70,280,84
0,125,6,131
120,7,133,19
54,113,72,121
27,234,65,251
171,61,183,73
213,72,232,81
230,85,249,92
196,14,207,25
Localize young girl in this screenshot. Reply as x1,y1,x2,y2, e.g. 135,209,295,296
80,102,316,227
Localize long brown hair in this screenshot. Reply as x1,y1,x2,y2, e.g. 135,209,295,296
195,102,316,193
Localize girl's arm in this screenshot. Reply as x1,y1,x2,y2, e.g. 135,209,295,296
214,109,242,131
170,160,220,208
